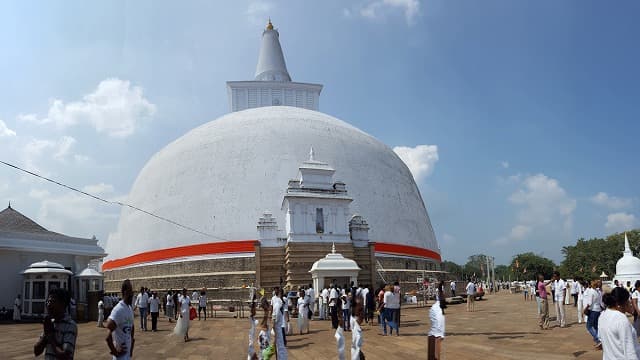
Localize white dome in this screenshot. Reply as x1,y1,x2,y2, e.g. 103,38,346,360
106,106,438,261
616,255,640,276
310,251,361,272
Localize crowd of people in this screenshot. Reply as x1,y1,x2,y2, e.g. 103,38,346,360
34,273,640,359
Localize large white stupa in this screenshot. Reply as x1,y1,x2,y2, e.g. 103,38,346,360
613,233,640,286
102,21,440,292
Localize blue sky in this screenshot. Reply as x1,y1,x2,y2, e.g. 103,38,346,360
0,1,638,265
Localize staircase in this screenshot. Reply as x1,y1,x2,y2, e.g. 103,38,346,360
285,242,355,289
257,246,286,290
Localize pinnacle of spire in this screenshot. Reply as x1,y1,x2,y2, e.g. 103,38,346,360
332,242,336,254
309,146,315,161
255,20,292,82
625,232,633,256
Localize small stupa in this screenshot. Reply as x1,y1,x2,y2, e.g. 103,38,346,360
613,233,640,287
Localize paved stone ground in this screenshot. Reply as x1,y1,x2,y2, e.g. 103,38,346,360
1,292,605,359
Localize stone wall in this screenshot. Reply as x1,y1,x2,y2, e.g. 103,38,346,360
104,256,256,297
103,248,441,297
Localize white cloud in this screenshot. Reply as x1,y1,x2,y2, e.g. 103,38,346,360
510,225,532,240
494,174,576,245
26,78,156,138
605,212,637,232
28,184,122,240
442,233,456,244
0,119,16,137
82,183,114,195
358,0,421,25
501,161,510,169
342,8,352,18
590,192,633,210
393,144,438,183
17,113,38,123
247,1,273,26
22,136,83,171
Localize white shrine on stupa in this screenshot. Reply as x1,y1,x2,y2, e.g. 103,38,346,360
613,233,640,286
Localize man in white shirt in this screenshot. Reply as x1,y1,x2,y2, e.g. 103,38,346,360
428,300,446,360
148,292,161,332
466,280,476,312
106,280,135,360
166,291,174,323
583,280,603,347
552,271,567,328
198,290,207,321
450,281,456,297
360,286,369,322
306,284,315,320
134,288,149,331
571,280,580,307
319,287,329,320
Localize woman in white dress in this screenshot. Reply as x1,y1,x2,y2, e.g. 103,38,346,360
297,290,309,334
350,295,364,360
173,288,191,342
13,294,21,321
599,286,640,360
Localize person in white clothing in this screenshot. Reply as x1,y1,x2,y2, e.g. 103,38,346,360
166,291,174,323
576,280,584,324
306,285,315,320
599,286,640,359
173,288,191,342
631,280,640,334
571,280,580,307
98,299,105,327
465,280,476,312
552,271,567,327
319,287,329,320
198,289,207,321
450,281,456,297
148,292,161,332
106,280,135,360
13,294,21,321
134,288,149,331
428,300,446,360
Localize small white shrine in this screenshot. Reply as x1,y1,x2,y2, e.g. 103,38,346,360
309,243,361,292
75,265,104,304
21,260,73,317
613,233,640,287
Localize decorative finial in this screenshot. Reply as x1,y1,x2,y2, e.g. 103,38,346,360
332,242,336,254
309,146,315,161
266,18,273,30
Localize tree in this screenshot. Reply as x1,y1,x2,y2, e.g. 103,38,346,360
464,254,489,281
442,261,463,279
494,265,510,281
560,230,640,280
510,252,555,281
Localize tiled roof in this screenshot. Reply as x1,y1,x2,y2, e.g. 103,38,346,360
0,205,52,234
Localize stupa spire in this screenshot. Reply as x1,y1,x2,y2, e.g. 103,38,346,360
255,19,291,82
625,232,633,256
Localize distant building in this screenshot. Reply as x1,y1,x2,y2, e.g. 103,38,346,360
0,204,105,316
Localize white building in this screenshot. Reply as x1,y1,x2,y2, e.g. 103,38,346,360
0,204,105,314
103,21,440,292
